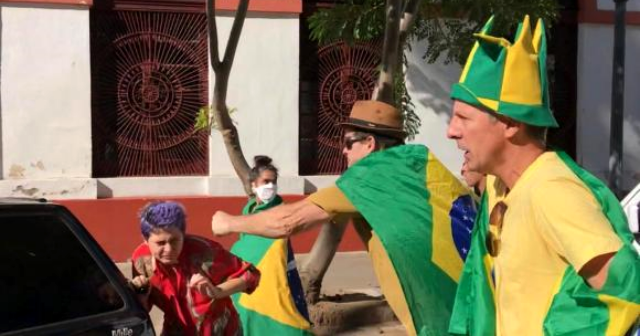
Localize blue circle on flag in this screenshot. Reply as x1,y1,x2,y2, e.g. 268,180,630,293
449,195,476,260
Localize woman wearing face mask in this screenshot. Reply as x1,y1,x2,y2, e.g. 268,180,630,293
230,156,312,335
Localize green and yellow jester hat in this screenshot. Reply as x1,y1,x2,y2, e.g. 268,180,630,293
451,15,558,127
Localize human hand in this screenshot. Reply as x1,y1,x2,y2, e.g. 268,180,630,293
130,275,150,295
189,273,221,299
211,211,233,236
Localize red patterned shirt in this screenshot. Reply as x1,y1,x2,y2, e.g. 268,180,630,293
131,235,260,336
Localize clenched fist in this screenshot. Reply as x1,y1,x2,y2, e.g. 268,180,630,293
211,211,233,236
130,275,151,295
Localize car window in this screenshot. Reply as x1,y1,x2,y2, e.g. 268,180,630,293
0,212,125,332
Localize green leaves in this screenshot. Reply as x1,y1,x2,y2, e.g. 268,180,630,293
396,54,421,140
416,0,559,64
195,106,213,133
307,0,559,140
308,0,559,65
194,105,238,135
308,0,386,45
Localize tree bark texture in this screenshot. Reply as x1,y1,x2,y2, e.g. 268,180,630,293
299,219,349,304
206,0,252,195
372,0,402,104
300,0,422,307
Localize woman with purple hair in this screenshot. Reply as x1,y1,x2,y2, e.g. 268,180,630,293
129,201,260,336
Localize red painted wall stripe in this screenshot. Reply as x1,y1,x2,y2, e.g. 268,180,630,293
0,0,302,13
0,0,92,6
217,0,301,13
57,196,364,262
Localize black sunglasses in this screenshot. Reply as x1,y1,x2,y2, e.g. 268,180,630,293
343,135,369,150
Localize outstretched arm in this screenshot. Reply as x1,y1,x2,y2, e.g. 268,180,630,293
212,199,331,238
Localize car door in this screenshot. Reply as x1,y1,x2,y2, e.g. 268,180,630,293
0,204,154,335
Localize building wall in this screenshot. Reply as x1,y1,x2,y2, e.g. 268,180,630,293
1,6,92,180
405,38,463,175
208,14,300,178
576,0,640,190
5,0,640,259
0,5,304,199
59,195,365,262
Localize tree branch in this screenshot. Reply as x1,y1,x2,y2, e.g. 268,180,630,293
399,0,420,49
372,0,402,104
212,76,252,195
206,0,222,71
206,0,252,195
222,0,250,70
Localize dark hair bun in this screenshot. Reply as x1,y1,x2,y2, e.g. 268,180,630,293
254,155,273,167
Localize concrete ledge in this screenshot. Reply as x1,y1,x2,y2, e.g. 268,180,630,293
303,175,339,193
0,178,96,199
207,175,308,196
0,175,341,200
98,177,208,198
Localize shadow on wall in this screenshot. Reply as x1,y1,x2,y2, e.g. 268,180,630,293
623,105,640,189
405,38,461,123
406,58,456,121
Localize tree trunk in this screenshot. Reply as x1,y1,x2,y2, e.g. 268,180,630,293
212,74,252,194
299,219,348,304
399,0,420,50
299,0,422,306
206,0,252,195
371,0,403,104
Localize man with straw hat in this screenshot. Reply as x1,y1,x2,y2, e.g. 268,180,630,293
212,100,477,335
447,15,640,335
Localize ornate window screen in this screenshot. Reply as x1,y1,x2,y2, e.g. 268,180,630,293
315,40,382,174
91,10,209,177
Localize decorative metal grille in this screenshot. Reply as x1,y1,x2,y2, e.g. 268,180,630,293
315,40,382,174
91,11,209,177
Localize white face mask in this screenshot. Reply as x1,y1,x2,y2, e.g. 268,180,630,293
252,182,277,204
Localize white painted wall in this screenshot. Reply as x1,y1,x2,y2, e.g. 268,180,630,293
0,9,467,199
405,38,464,176
1,6,92,180
208,14,299,182
577,24,640,190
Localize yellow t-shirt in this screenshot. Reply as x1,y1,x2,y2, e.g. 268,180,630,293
306,185,360,218
306,186,417,336
487,152,623,336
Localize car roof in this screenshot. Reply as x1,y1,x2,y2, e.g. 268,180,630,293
0,197,50,205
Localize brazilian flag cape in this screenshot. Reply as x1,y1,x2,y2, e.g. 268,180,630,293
449,151,640,335
336,144,477,335
231,196,312,335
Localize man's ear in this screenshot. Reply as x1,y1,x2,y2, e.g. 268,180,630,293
503,118,522,139
366,135,377,152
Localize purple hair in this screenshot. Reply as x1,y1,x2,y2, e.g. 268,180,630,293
139,201,187,239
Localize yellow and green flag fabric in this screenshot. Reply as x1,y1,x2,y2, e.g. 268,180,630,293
231,196,312,336
336,144,477,335
449,151,640,335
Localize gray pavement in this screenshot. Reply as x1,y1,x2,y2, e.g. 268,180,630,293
117,251,405,335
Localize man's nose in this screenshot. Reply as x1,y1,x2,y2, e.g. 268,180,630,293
446,120,460,139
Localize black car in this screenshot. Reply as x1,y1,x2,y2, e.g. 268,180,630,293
0,198,154,335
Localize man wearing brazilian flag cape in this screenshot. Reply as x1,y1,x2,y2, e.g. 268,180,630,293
211,99,478,335
447,15,640,335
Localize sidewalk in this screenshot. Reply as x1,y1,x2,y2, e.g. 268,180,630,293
117,251,404,335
